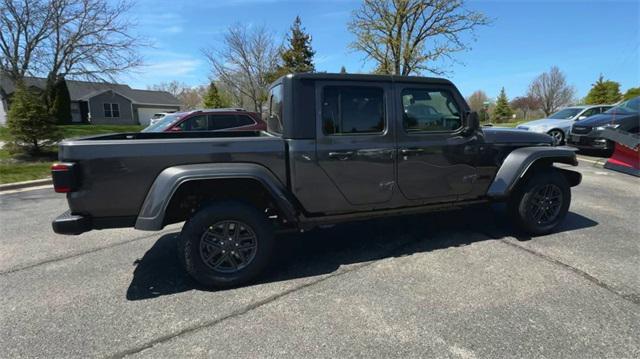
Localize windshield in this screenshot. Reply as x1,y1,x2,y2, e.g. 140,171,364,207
548,108,581,119
142,114,180,132
605,97,639,114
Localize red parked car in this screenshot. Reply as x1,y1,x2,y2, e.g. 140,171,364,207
142,108,266,133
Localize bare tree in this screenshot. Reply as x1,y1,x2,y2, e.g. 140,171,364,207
510,95,541,120
204,24,280,112
147,80,187,99
1,0,142,83
148,81,207,110
466,90,488,112
528,66,575,116
348,0,490,75
0,0,53,80
44,0,142,81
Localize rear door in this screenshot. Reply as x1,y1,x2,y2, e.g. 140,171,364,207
315,82,396,206
395,84,479,202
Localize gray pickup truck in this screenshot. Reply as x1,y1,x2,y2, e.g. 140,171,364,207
52,73,582,288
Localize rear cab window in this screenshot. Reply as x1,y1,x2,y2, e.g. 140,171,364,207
268,84,284,135
321,86,385,135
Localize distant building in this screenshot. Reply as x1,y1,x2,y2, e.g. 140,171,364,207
0,74,180,126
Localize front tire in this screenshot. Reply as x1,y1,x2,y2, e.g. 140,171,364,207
178,201,275,288
547,129,565,146
508,169,571,235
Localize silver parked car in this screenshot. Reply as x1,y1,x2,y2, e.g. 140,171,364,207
516,105,612,145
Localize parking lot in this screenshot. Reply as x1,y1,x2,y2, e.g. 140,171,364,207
1,157,639,358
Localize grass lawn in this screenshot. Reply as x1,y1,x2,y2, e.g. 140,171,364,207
0,149,53,184
0,124,143,141
0,124,142,184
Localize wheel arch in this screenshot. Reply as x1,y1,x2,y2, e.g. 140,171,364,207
135,163,299,231
487,146,581,199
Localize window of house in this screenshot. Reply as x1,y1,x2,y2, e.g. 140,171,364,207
401,89,461,132
103,103,120,118
321,86,385,135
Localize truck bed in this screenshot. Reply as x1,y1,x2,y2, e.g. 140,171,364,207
58,131,287,219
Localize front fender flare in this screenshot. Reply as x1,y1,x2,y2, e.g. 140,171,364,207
487,146,579,199
135,163,297,231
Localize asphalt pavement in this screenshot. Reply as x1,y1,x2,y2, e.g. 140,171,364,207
1,159,638,358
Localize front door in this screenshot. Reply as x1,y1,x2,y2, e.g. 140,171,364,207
316,82,395,206
395,84,478,202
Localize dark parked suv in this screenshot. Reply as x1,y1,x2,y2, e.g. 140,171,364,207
142,108,266,133
52,73,582,288
569,97,640,150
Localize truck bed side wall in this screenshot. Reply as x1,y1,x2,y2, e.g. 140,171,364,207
59,137,287,218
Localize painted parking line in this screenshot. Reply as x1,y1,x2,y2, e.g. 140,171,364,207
0,184,53,195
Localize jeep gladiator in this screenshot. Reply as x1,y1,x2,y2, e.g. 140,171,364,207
52,73,582,288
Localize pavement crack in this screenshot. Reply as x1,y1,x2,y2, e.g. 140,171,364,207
500,239,640,306
109,235,422,359
0,230,175,276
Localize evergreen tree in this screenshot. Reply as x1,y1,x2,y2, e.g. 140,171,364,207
492,87,513,122
202,82,230,108
7,83,61,154
623,87,640,101
584,75,622,104
340,66,347,74
48,77,72,124
281,16,315,73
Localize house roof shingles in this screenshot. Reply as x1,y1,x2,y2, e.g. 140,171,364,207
0,74,180,106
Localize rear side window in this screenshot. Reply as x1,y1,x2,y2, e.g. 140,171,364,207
321,86,385,135
209,115,238,130
401,89,461,132
236,115,256,127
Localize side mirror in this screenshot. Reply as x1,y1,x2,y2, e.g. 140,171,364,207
464,111,480,135
168,126,182,132
577,116,587,120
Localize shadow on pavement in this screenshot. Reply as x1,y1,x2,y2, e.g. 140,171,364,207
126,205,598,301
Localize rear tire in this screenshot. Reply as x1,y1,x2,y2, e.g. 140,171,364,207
177,201,274,288
508,169,571,235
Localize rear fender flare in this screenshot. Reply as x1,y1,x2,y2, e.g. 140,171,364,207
135,163,297,231
487,146,580,199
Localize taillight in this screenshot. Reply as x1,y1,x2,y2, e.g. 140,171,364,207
51,162,78,193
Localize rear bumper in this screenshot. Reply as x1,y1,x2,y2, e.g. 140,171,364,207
52,210,92,235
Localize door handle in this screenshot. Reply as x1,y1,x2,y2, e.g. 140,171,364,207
328,151,354,160
400,148,425,155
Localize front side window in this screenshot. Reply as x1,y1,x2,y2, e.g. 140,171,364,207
549,108,581,119
322,86,385,135
401,89,461,132
103,103,120,118
178,115,208,131
580,108,598,118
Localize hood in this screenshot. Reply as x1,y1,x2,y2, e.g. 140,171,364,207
573,112,638,126
518,118,574,130
482,127,553,145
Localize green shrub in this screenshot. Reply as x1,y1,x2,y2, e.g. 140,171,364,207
6,82,62,155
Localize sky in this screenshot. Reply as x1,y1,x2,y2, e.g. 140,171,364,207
122,0,640,100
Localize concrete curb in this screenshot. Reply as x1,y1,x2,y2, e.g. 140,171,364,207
0,178,52,191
